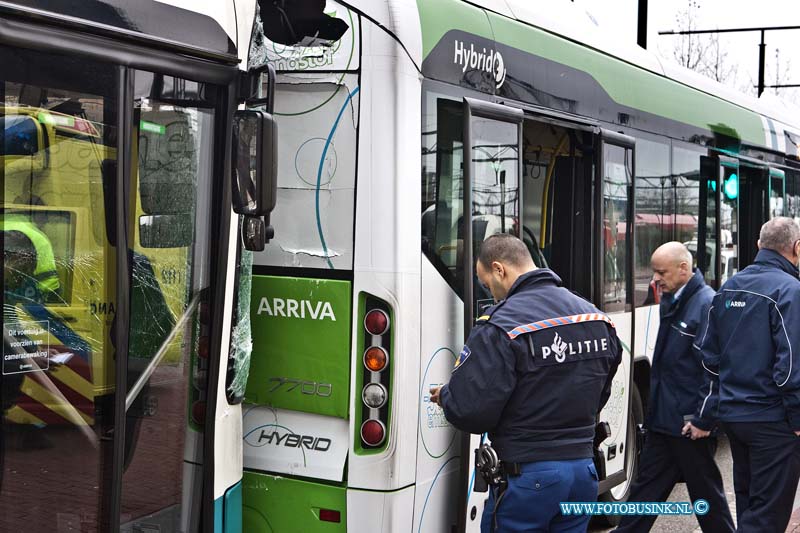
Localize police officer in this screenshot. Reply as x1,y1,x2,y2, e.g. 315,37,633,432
696,217,800,532
614,242,733,533
430,234,621,533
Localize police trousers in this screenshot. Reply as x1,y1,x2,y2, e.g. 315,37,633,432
725,421,800,533
480,457,598,533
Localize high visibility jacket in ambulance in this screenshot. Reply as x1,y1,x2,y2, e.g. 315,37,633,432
695,249,800,431
439,269,622,463
3,215,60,294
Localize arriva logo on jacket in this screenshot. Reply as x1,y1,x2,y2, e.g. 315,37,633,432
725,300,746,309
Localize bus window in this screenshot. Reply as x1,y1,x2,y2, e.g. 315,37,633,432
633,137,671,306
673,144,712,284
421,95,465,296
1,45,118,533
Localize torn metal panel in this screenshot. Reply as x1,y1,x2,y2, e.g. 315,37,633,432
248,0,360,72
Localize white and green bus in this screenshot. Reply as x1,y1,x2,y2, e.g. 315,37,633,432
0,1,280,531
239,1,800,532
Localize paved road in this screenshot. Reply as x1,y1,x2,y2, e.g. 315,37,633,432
590,433,800,532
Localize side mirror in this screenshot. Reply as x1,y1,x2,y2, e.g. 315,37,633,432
232,110,277,217
242,215,267,252
139,214,193,248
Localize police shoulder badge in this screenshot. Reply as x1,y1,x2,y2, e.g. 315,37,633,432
454,345,471,369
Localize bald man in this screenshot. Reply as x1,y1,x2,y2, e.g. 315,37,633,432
614,242,733,533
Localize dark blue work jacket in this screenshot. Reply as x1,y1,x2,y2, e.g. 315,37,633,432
646,269,715,436
696,249,800,430
439,269,622,463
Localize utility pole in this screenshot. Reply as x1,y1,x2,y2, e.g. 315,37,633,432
659,25,800,96
637,0,648,49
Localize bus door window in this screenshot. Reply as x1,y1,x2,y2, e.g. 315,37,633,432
463,99,522,322
1,45,118,533
119,71,218,531
600,141,633,313
769,169,786,218
672,143,718,287
468,114,520,312
720,161,739,282
788,167,800,227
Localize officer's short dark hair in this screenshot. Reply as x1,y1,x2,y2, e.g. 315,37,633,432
4,230,37,273
760,217,800,254
477,233,533,269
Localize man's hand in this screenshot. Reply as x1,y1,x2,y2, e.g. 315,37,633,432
795,430,800,437
429,386,442,407
682,421,710,440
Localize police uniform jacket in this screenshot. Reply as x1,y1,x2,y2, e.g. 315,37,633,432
647,269,715,436
696,249,800,431
439,269,622,463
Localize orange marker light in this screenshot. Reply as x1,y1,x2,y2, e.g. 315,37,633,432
363,346,388,372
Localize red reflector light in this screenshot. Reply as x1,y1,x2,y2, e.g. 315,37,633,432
191,400,206,425
364,309,389,336
198,336,209,359
319,509,341,523
199,302,210,325
360,419,386,447
363,346,388,372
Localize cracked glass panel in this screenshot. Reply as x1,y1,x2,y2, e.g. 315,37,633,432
227,223,253,401
1,45,118,533
119,71,216,532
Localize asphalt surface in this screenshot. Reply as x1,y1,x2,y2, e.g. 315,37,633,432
589,432,800,532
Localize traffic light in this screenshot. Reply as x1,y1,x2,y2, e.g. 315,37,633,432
723,172,739,200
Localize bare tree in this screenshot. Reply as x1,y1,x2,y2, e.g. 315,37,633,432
702,33,737,84
671,0,708,71
667,0,737,85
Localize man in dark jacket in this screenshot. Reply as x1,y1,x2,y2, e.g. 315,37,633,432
614,242,733,532
696,216,800,532
430,234,621,533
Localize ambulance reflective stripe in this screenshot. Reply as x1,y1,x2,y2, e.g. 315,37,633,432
15,377,91,426
7,305,95,426
507,313,616,339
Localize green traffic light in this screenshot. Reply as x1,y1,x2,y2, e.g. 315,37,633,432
723,173,738,200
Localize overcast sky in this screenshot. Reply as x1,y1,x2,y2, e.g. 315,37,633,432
572,0,800,104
